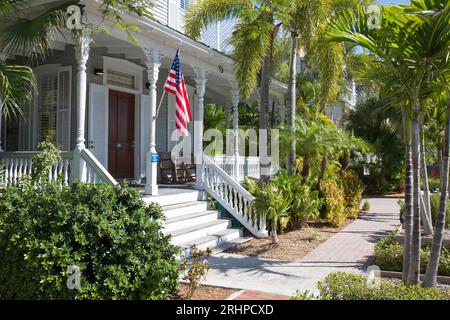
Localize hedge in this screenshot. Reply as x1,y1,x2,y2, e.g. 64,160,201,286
0,181,180,299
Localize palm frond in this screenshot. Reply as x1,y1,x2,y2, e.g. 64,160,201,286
184,0,252,39
0,4,69,60
0,63,35,119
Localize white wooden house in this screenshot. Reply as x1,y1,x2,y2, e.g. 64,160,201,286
0,0,287,254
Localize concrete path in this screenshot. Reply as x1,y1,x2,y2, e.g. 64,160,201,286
203,197,400,296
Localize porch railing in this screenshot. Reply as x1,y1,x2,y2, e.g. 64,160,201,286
0,150,117,187
202,154,267,238
211,156,261,182
81,149,117,185
0,152,72,187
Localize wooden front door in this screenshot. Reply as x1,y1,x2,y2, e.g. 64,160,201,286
108,90,135,179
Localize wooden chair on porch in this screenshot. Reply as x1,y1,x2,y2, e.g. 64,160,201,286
159,152,189,184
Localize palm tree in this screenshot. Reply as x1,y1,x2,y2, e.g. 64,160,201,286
325,0,450,285
184,0,291,181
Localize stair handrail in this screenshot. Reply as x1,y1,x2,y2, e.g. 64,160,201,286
80,149,118,185
202,154,267,238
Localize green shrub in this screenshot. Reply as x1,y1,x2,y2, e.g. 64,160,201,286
374,236,450,276
0,181,180,299
272,170,322,224
320,178,346,227
340,170,365,219
312,272,450,300
362,200,370,212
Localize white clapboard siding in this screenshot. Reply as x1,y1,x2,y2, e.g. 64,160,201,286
88,84,109,168
56,66,72,151
150,0,168,25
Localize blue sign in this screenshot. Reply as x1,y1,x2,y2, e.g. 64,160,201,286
151,153,159,163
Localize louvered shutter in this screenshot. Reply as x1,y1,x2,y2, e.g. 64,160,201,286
88,84,109,167
37,72,58,145
18,99,33,150
56,67,72,151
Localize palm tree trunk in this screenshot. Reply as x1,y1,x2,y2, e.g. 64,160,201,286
423,104,450,288
420,113,433,235
286,31,298,175
271,223,279,244
259,22,281,183
260,54,271,183
407,113,421,285
403,143,413,283
301,154,310,179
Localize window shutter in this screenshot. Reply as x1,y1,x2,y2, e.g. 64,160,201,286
56,67,72,151
37,72,58,145
18,99,33,150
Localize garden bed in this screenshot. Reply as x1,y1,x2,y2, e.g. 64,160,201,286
175,284,238,300
226,220,352,261
394,228,450,247
380,271,450,289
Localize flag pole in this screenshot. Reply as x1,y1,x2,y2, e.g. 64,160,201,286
154,90,166,120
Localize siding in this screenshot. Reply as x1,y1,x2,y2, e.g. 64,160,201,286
150,0,169,25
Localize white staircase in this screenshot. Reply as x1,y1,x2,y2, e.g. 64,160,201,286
142,189,250,257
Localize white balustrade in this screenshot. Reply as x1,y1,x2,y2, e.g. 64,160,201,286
211,156,263,182
0,152,72,187
0,150,116,187
203,154,267,238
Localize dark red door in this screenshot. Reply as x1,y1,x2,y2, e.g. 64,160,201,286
108,90,135,179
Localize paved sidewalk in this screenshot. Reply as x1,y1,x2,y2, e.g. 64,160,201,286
202,198,400,296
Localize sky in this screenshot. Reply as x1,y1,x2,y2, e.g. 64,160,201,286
377,0,410,5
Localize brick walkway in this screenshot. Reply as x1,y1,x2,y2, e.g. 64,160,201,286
203,198,401,296
298,197,400,269
227,290,290,300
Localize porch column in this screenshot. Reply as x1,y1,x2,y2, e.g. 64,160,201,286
230,81,240,181
73,31,93,182
143,48,161,195
194,67,208,190
225,104,232,155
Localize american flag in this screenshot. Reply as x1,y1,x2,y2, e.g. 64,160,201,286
164,50,192,137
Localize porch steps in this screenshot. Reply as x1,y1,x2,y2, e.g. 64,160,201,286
142,189,251,257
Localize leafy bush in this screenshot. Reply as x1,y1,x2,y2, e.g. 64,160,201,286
0,181,180,299
340,170,365,219
320,178,346,227
180,245,212,299
309,272,450,300
362,200,370,212
272,170,322,224
374,236,450,276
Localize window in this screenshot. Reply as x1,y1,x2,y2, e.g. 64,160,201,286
29,66,72,151
106,70,136,90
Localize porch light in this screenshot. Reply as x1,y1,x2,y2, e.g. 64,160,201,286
94,68,104,76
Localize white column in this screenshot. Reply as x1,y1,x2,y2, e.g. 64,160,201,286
230,80,240,181
72,31,92,182
143,48,161,195
194,67,208,190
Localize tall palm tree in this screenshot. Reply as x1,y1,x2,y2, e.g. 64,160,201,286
325,0,450,285
184,0,291,181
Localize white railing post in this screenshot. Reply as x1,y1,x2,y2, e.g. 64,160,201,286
194,67,208,190
73,30,93,183
143,47,162,195
230,80,240,182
